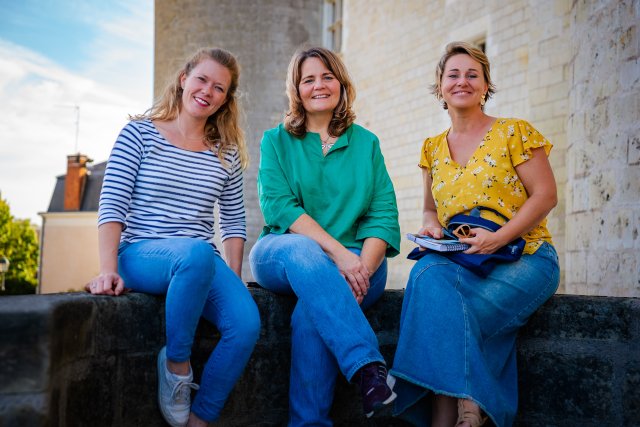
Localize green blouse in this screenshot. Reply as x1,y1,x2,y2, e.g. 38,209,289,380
257,123,400,257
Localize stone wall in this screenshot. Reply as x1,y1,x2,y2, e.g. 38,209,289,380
1,290,638,426
151,1,639,295
565,0,640,296
154,0,323,280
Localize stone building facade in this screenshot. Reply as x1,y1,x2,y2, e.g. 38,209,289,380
154,0,639,296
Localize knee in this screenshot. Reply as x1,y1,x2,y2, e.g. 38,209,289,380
407,259,455,294
253,234,328,268
173,240,217,277
282,235,328,267
223,304,261,349
240,306,261,344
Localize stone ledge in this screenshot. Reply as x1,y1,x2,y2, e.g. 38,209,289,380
0,290,638,426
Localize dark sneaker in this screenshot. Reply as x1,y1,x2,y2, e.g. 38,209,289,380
157,346,200,427
353,362,397,418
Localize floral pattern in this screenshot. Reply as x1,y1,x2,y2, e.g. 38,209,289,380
419,118,554,254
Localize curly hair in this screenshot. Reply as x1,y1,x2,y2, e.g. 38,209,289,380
283,46,356,138
431,41,496,111
131,47,247,169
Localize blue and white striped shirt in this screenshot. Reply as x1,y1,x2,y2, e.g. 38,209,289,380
98,119,246,247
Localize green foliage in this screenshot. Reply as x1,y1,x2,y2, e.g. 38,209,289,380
0,277,36,295
0,197,39,292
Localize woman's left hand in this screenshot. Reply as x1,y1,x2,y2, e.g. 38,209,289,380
459,228,508,254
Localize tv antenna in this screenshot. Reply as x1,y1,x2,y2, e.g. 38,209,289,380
57,104,80,152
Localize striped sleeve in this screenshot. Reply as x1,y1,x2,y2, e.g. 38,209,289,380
98,122,144,227
218,149,246,241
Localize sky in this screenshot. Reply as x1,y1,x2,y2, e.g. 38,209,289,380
0,0,153,224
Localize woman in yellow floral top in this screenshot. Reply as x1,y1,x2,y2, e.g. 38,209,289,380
390,42,560,427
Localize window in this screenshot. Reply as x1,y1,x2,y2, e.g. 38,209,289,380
323,0,343,52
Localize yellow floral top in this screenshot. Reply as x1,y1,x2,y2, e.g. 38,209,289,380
419,118,554,254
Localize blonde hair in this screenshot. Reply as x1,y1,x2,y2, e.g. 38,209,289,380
431,41,496,111
283,46,356,138
132,47,247,169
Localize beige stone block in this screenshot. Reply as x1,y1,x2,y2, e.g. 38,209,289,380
529,86,549,105
553,0,572,15
587,251,639,297
548,49,571,68
566,210,592,249
585,105,609,136
540,66,565,86
613,93,640,128
536,116,563,136
568,111,586,142
554,165,567,190
618,57,640,92
634,209,640,250
584,252,607,296
609,208,636,250
568,83,584,116
545,81,569,103
565,251,587,287
587,169,617,210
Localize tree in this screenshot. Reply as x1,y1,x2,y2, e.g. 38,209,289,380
0,197,39,294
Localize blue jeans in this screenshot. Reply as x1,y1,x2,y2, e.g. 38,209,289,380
249,233,388,427
118,238,260,422
391,242,560,427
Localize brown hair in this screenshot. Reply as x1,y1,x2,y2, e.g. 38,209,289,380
283,46,356,138
431,41,496,110
132,47,247,169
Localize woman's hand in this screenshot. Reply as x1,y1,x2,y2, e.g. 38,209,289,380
333,248,370,303
416,222,445,251
459,228,508,254
85,272,126,296
418,224,444,239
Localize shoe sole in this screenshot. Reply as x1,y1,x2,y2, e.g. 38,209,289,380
365,374,398,418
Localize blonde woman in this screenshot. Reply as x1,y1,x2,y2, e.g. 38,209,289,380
391,42,560,427
250,46,401,425
86,48,260,427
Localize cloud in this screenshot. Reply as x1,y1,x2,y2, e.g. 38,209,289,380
0,20,151,224
79,0,154,103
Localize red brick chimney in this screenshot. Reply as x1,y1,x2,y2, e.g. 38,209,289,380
63,154,92,211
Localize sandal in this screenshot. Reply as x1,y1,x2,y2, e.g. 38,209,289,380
456,398,488,427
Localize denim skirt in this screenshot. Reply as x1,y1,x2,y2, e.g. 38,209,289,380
391,242,559,427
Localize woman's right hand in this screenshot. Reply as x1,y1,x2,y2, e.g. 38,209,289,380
85,272,126,296
416,222,445,251
418,225,444,239
332,248,370,303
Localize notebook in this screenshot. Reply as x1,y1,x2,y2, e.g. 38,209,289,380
406,233,470,252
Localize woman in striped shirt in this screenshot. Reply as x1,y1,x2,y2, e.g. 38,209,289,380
86,47,260,427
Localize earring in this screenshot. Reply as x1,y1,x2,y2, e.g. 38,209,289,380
438,93,448,110
480,93,486,106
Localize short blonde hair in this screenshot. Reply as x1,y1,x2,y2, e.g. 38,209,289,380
431,41,496,110
283,46,356,138
132,47,247,169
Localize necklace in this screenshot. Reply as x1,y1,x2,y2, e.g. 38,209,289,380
320,134,335,155
176,115,205,147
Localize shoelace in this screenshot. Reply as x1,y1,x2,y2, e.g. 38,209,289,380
171,379,200,403
363,364,388,394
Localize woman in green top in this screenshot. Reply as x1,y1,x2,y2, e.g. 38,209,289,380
249,46,401,425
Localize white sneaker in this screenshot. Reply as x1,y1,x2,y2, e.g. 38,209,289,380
157,346,200,427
